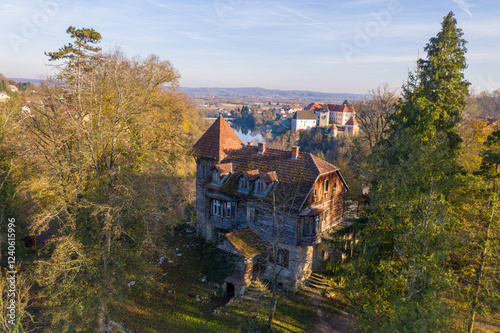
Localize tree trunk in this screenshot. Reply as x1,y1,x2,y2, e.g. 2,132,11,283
268,286,277,327
467,205,494,333
97,298,107,333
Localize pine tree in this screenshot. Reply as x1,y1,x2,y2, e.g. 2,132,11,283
343,12,470,331
391,11,469,150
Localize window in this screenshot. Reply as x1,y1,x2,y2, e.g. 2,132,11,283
333,180,337,192
239,177,249,191
324,179,329,193
303,217,319,236
223,202,234,218
256,180,265,194
211,199,221,216
313,189,317,197
212,170,221,184
246,207,256,224
271,248,289,268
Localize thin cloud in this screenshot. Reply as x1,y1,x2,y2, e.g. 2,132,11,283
452,0,473,17
178,32,213,42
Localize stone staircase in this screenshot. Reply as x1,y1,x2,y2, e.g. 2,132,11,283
244,279,271,301
305,273,335,297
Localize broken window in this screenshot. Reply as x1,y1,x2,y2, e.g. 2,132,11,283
270,248,290,268
223,202,234,218
211,199,221,216
303,216,319,236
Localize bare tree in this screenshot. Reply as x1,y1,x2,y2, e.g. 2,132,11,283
354,83,398,151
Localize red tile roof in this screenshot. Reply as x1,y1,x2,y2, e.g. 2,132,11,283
345,116,359,126
243,169,260,181
215,163,233,175
206,145,341,210
194,116,347,210
327,104,356,113
260,171,278,183
225,226,268,258
304,102,355,113
193,116,244,161
304,102,324,111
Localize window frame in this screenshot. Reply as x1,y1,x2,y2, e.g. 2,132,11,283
223,201,234,218
271,248,290,268
212,170,221,184
255,179,266,194
211,199,221,216
238,176,249,191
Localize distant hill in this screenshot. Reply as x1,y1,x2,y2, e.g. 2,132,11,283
182,87,366,101
8,77,43,85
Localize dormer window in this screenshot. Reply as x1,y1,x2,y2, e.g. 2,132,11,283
239,176,249,191
212,170,221,184
255,179,266,194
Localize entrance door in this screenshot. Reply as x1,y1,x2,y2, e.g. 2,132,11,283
226,282,235,297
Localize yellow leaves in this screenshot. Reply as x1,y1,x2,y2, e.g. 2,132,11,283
458,118,496,172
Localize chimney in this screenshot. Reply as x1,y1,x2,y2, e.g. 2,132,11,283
291,146,299,159
258,142,266,154
248,141,254,146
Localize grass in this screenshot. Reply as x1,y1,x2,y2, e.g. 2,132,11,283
109,226,319,333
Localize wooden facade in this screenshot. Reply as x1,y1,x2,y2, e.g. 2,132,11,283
193,116,349,294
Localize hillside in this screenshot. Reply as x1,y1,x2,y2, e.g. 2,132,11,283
182,87,365,101
6,77,43,85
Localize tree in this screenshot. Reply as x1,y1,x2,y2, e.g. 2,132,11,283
457,131,500,332
391,11,469,150
345,133,458,331
354,83,398,151
23,28,201,332
343,12,471,330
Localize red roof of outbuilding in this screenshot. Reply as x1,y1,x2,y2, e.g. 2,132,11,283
225,226,268,258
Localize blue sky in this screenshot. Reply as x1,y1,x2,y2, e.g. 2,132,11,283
1,0,499,94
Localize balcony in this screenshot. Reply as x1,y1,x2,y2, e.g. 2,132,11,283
210,215,236,230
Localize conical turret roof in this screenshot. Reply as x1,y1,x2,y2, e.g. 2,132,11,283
192,116,244,161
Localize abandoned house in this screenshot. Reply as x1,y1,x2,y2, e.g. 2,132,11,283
192,116,349,295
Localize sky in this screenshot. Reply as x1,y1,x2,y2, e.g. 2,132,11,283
1,0,499,94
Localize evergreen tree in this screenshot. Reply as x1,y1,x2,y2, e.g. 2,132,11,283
342,12,470,331
391,11,469,150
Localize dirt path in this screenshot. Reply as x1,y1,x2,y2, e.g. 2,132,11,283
304,285,351,333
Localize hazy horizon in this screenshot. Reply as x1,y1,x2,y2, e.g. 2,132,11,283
2,0,499,94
